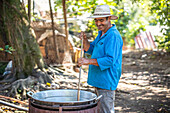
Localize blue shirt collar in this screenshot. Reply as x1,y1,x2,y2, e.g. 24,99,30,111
98,24,117,37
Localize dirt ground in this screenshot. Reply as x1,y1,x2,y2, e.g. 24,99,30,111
115,50,170,113
0,50,169,113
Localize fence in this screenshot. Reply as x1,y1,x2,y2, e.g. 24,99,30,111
135,31,157,50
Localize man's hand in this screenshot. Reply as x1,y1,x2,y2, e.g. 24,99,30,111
78,58,90,66
79,31,87,40
78,58,99,66
79,31,90,51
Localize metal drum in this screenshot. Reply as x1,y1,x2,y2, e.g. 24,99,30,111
27,89,102,113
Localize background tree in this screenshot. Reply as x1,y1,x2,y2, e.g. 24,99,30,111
54,0,149,46
149,0,169,52
54,0,169,51
0,0,52,97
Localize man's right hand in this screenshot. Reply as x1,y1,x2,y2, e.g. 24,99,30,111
79,31,90,51
79,31,87,40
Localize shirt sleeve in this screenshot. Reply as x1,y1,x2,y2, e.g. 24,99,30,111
85,39,96,55
97,36,122,71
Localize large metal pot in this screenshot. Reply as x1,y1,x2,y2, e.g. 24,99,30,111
27,89,102,111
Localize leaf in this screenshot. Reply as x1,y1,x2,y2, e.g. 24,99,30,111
18,89,22,92
9,47,15,51
5,50,12,54
0,47,4,51
5,45,9,50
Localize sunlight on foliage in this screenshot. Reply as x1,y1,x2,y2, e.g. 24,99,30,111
53,0,169,51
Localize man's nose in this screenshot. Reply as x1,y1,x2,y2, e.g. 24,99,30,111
96,21,102,26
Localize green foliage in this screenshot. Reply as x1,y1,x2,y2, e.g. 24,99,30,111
149,0,170,52
86,19,98,38
150,0,169,27
93,0,149,46
0,45,15,54
54,0,169,51
117,0,170,51
155,36,170,52
54,0,98,38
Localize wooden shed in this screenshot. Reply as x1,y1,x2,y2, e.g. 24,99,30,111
32,21,81,65
0,21,81,65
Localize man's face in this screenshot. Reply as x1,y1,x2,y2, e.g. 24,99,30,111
94,17,110,32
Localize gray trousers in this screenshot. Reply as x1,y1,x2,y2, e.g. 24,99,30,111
96,88,115,113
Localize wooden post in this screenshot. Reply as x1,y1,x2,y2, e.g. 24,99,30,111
49,0,60,63
62,0,69,51
28,0,31,24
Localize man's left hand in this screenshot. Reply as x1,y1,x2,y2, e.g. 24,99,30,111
78,58,90,66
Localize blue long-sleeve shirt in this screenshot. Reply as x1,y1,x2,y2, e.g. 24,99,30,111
85,24,123,90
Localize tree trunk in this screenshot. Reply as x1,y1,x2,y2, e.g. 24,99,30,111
49,0,60,63
0,0,51,96
62,0,69,51
61,0,73,66
28,0,31,24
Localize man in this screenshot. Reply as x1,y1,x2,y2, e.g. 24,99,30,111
78,5,123,113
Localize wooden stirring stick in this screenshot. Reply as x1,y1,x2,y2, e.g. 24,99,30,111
77,32,84,101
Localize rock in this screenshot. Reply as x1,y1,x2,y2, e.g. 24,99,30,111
2,60,12,77
132,76,137,80
74,67,80,72
141,54,147,59
137,76,143,80
165,67,170,74
51,83,60,89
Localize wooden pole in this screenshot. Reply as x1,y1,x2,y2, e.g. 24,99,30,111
62,0,69,51
49,0,60,63
0,100,28,111
28,0,31,24
0,95,28,105
77,38,83,101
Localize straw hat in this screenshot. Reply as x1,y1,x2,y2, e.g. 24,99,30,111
88,5,118,20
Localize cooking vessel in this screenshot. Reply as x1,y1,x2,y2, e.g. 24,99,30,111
27,89,102,107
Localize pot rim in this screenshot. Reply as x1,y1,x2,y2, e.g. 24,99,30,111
27,89,97,105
